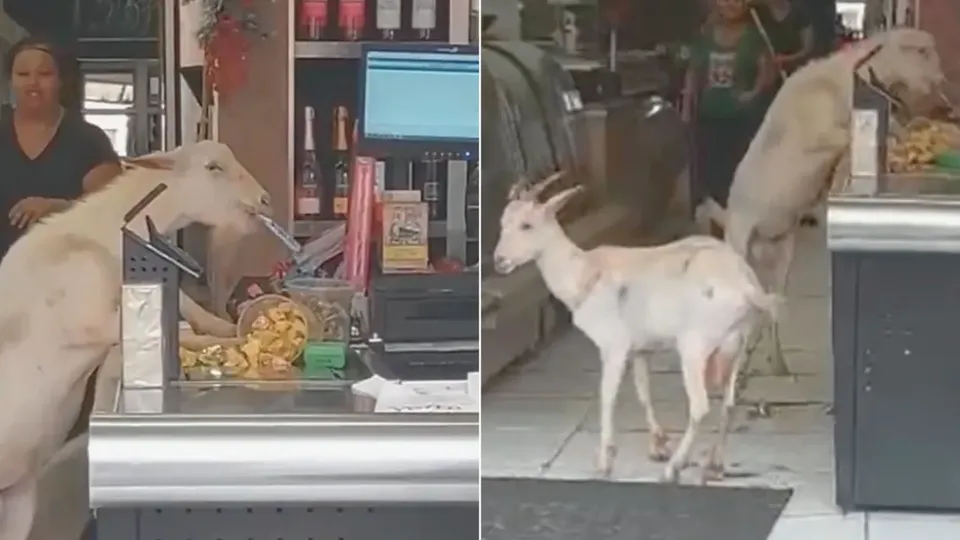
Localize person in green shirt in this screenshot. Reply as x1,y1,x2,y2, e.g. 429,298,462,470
683,0,774,220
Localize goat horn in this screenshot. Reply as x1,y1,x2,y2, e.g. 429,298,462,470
528,170,566,198
507,178,529,200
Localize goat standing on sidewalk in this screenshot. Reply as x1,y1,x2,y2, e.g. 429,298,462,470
492,172,778,484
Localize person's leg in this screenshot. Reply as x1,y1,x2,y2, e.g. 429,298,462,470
709,115,745,208
692,118,714,210
694,116,729,236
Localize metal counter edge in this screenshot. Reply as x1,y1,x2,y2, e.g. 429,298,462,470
88,413,479,507
827,196,960,254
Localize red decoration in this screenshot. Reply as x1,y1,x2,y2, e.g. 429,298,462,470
204,15,251,101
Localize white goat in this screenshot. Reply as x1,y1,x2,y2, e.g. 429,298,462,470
697,28,946,373
0,140,272,540
493,172,778,484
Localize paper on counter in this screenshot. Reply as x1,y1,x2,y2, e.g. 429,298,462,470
351,372,480,413
352,373,388,398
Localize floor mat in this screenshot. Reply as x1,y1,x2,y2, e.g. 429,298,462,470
482,478,792,540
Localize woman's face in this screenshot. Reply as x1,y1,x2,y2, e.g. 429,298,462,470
10,48,60,112
715,0,747,22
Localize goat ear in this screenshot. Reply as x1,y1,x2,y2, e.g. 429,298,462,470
543,185,584,214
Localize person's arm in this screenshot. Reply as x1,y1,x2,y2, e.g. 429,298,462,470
682,65,697,122
781,8,814,65
742,51,774,102
682,36,708,122
739,30,775,102
79,122,123,193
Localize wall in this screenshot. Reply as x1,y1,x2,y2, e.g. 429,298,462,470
174,0,291,312
211,0,291,300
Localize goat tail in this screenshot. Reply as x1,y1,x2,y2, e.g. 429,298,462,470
695,197,728,229
749,291,783,322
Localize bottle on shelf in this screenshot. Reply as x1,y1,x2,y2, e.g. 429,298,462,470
299,0,330,41
339,0,367,41
422,161,440,219
411,0,437,40
297,106,323,220
376,0,401,40
332,106,351,218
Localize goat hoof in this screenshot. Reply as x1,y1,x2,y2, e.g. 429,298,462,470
596,445,617,478
648,431,671,462
701,462,725,484
660,465,680,484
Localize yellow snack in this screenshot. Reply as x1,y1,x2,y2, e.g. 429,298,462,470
224,347,248,368
241,339,262,362
180,347,199,368
889,118,960,172
251,314,271,331
183,297,312,381
291,318,307,338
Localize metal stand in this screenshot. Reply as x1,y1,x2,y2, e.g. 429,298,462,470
120,206,203,391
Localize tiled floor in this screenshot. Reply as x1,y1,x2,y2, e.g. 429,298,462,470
481,227,960,539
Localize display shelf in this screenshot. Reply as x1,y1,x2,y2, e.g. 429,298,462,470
295,219,454,239
289,0,476,268
295,40,366,59
295,40,457,59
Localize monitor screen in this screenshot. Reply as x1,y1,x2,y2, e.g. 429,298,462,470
359,45,479,155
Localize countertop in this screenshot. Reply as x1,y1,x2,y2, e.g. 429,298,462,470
828,172,960,253
88,350,479,507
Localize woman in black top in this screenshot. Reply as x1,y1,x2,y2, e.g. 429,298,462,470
0,37,122,259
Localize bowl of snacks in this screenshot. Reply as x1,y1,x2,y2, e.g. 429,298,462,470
179,295,314,380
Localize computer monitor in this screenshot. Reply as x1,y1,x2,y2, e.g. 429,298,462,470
357,43,479,160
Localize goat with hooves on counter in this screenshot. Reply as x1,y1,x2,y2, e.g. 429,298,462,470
0,140,273,540
696,28,948,376
493,172,778,484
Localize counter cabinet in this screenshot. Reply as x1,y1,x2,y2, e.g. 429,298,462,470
832,229,960,512
830,75,960,512
95,505,477,540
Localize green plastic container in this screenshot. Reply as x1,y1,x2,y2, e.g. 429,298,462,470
935,151,960,171
302,341,347,380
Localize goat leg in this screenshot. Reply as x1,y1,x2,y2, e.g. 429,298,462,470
663,342,711,483
702,335,747,484
0,474,37,540
180,292,237,337
597,344,629,478
763,232,795,376
630,353,670,462
746,234,793,377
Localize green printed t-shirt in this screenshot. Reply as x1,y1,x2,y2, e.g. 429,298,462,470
690,26,765,119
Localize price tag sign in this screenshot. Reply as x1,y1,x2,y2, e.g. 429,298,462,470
334,197,349,215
